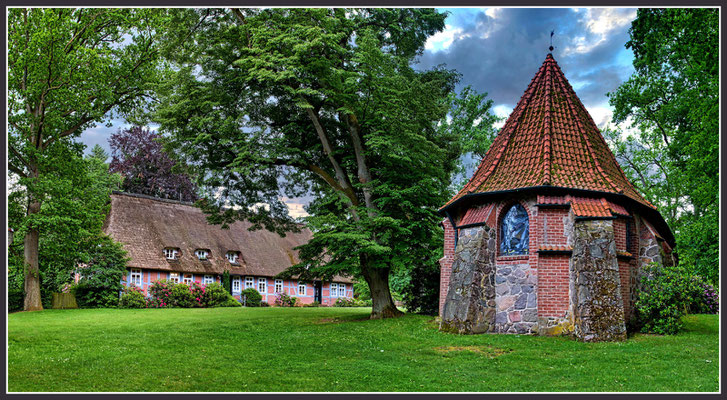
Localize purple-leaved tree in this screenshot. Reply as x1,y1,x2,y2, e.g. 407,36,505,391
109,126,198,202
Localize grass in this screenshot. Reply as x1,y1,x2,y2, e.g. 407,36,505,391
7,308,719,392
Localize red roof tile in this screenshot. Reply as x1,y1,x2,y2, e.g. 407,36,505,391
458,204,494,226
443,54,654,211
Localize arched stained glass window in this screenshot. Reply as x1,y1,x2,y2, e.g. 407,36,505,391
500,204,529,255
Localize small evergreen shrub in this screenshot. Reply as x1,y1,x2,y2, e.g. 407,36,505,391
274,292,297,307
222,270,231,294
220,294,242,307
170,283,195,308
119,286,146,309
240,288,262,307
260,301,270,307
635,263,696,334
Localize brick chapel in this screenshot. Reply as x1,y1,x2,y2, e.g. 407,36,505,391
437,53,675,341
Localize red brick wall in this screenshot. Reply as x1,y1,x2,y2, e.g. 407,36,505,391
439,218,455,316
617,258,631,318
613,218,627,253
539,208,569,247
537,254,569,317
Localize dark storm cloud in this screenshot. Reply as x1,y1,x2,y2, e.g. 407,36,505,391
417,8,636,111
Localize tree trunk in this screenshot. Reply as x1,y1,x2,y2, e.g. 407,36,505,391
362,259,403,319
23,198,43,311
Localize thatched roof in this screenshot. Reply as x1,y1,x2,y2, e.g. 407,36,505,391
105,192,352,283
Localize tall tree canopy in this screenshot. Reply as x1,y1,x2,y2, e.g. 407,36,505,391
8,8,161,310
153,8,491,318
608,8,718,284
109,126,198,202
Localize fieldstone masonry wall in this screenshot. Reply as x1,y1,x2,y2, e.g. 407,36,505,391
440,226,497,334
495,263,538,333
571,219,627,341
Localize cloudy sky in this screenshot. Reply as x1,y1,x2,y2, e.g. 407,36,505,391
78,7,639,218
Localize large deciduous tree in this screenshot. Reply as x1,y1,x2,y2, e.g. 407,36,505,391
109,126,198,202
8,8,160,310
608,8,718,284
153,8,487,318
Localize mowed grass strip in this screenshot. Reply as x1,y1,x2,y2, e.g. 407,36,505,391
7,308,718,392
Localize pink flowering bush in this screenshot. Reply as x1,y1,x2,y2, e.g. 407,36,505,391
274,292,297,307
148,280,173,308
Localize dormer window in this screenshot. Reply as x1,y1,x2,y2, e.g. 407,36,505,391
164,248,180,260
226,251,240,264
195,249,210,261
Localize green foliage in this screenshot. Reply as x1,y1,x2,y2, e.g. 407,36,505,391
119,286,146,309
7,146,124,307
400,254,441,315
72,235,129,308
608,9,718,285
222,270,231,294
304,301,322,308
152,8,495,316
169,283,195,308
634,263,696,335
8,288,24,313
260,302,270,308
200,282,229,307
240,288,262,307
220,294,242,307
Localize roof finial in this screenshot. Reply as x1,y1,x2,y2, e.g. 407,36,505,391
549,30,555,52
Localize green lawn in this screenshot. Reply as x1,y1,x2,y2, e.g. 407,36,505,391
7,308,719,392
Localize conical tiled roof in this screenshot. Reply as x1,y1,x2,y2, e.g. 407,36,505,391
443,53,655,211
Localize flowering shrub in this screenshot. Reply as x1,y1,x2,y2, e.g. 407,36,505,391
148,280,173,308
274,292,297,307
60,283,74,294
333,297,355,307
688,276,719,314
170,283,196,308
333,297,372,307
119,285,146,309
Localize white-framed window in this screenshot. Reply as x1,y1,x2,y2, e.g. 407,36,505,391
298,282,306,296
203,275,214,285
183,274,193,284
245,277,254,289
258,278,267,293
195,249,209,260
232,277,241,293
330,283,338,297
164,248,179,260
169,272,180,284
275,279,283,293
338,283,346,297
226,251,240,264
130,268,142,286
